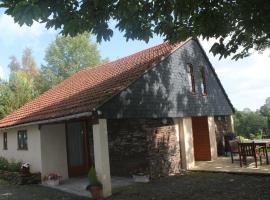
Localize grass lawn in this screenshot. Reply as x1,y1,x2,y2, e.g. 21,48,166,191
0,172,269,199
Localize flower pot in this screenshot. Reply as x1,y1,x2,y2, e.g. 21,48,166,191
87,185,102,200
132,174,150,183
47,179,60,186
20,168,30,174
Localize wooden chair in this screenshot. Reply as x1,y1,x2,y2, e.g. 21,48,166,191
238,142,262,168
229,140,239,163
255,143,269,165
224,133,236,156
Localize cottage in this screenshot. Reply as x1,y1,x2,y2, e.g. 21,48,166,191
0,38,234,197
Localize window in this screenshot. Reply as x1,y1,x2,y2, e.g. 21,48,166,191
3,132,7,150
187,64,196,94
200,66,207,95
18,130,28,150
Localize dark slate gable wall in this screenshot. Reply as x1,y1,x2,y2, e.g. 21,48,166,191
99,39,234,119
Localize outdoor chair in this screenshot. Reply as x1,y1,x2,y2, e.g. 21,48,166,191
229,140,239,163
224,133,236,156
238,142,262,168
255,143,269,165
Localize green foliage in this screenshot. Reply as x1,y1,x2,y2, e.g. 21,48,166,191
0,80,15,119
8,162,22,172
0,71,36,119
0,157,22,172
260,97,270,131
0,157,9,170
88,166,102,187
236,135,247,142
0,48,39,119
234,110,268,138
1,0,270,59
34,32,105,94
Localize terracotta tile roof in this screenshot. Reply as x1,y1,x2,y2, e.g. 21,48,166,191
0,40,186,128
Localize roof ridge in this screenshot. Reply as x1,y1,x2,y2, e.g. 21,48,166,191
77,41,168,72
0,39,187,129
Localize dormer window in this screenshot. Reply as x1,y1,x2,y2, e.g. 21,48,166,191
187,64,195,94
200,66,207,95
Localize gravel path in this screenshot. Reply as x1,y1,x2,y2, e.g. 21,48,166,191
0,172,270,200
0,180,88,200
108,172,270,200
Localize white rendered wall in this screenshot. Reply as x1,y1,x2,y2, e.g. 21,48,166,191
208,116,218,160
40,123,69,180
0,125,42,173
174,117,195,170
93,119,112,197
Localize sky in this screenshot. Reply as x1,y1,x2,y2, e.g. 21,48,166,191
0,9,269,111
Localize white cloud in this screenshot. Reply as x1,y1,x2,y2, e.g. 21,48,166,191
0,14,57,46
200,38,270,111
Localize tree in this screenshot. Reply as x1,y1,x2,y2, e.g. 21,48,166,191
260,97,270,131
234,110,268,138
7,48,39,82
1,1,270,60
34,32,105,94
0,72,35,119
0,80,14,119
21,48,39,82
8,56,20,72
0,49,39,119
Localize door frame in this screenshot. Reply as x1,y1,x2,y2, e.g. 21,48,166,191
65,119,90,177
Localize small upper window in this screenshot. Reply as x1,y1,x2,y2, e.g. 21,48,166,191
200,66,207,95
18,130,28,150
187,64,196,94
3,132,7,150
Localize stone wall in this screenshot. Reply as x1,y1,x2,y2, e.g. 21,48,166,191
214,116,233,155
0,170,41,185
107,118,181,179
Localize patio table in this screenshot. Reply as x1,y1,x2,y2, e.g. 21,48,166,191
241,139,270,165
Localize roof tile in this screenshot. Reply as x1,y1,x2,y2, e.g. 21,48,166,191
0,41,184,128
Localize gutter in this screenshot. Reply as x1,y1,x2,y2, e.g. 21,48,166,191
0,112,93,131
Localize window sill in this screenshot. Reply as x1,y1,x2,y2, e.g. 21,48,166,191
17,148,28,151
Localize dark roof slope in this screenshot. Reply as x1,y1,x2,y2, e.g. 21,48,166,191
0,40,185,128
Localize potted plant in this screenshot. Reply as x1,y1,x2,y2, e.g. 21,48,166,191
20,163,30,174
132,167,150,183
44,173,62,186
86,166,102,200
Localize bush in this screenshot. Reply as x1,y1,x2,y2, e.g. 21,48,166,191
0,157,22,172
88,166,102,187
236,135,247,142
8,162,22,172
0,157,9,170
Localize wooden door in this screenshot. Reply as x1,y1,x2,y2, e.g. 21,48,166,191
66,121,89,177
192,117,211,161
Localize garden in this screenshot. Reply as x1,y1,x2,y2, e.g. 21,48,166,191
0,157,40,185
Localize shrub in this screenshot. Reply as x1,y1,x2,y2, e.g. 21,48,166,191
236,135,247,142
0,157,22,172
0,157,9,170
8,162,22,172
88,166,102,187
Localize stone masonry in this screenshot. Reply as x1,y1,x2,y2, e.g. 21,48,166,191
214,116,233,155
107,118,181,179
